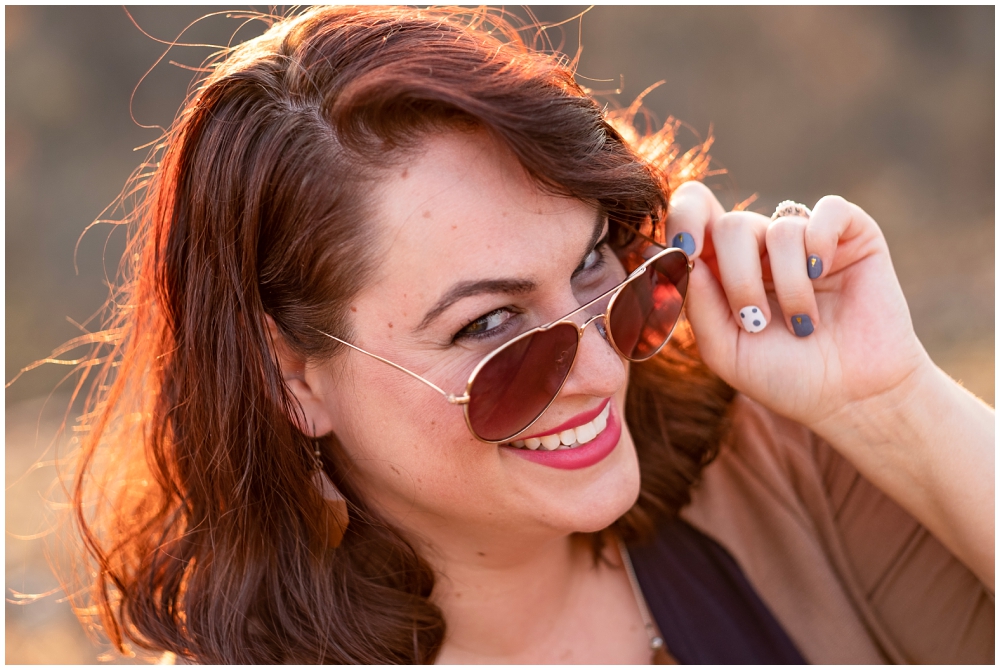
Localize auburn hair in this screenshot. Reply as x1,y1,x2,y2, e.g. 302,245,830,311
63,6,734,663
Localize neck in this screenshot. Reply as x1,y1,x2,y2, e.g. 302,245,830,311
358,485,649,662
430,530,598,662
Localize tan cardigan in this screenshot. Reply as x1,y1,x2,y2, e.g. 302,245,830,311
681,395,994,664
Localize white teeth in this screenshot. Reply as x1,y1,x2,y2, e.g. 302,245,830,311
594,405,609,433
507,403,613,451
539,434,562,450
575,422,597,444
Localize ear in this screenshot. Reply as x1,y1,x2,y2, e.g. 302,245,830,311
264,315,337,437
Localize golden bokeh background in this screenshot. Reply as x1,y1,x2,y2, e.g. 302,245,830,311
6,6,993,663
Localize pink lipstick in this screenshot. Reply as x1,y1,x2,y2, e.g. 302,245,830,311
502,402,622,470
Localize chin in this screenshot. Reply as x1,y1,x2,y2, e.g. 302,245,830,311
581,473,641,533
553,435,643,534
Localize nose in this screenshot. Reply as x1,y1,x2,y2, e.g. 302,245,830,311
558,314,627,400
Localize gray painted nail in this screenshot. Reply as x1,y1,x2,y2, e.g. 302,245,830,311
671,232,696,256
807,255,823,280
792,314,814,337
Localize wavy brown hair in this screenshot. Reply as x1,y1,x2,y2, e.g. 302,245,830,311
63,6,734,663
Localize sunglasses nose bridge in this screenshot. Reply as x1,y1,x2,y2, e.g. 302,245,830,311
579,312,609,340
565,272,640,351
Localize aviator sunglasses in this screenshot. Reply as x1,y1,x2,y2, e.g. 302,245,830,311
314,245,692,443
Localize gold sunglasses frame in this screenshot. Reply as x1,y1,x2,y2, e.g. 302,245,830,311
313,246,692,443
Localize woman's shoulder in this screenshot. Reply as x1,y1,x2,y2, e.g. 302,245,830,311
680,393,994,664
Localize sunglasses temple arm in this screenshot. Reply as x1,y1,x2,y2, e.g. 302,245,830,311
311,328,465,403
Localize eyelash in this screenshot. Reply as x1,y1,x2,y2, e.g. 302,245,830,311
454,307,521,343
453,236,611,343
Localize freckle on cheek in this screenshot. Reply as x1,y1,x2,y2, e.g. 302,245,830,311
422,210,431,219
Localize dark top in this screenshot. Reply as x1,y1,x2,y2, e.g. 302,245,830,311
628,517,806,664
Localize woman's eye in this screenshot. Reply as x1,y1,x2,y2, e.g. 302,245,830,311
580,248,601,271
574,238,608,276
456,308,514,340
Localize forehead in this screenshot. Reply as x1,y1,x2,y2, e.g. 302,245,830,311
362,131,597,314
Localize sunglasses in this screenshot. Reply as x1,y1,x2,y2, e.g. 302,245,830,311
314,245,691,443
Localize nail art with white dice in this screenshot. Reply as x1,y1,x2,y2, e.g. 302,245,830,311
739,306,767,333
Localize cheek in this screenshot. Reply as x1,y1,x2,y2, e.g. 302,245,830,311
325,360,643,536
326,372,486,508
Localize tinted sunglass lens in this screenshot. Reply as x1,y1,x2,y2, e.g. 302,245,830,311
466,324,579,442
608,250,689,360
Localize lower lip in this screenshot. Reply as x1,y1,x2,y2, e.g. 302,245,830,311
502,404,622,470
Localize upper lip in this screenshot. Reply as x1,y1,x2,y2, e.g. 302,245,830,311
515,398,612,441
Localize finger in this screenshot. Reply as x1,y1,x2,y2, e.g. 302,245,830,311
766,216,819,337
708,211,770,333
664,181,725,259
804,195,883,279
684,258,738,377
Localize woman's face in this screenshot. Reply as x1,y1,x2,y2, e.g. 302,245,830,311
306,130,641,551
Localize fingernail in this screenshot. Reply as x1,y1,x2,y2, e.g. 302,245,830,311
792,314,814,337
739,306,767,333
671,232,696,256
807,255,823,280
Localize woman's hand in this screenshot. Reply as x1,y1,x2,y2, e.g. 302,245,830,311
668,181,994,589
670,182,927,428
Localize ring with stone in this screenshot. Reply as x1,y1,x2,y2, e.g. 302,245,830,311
771,200,812,220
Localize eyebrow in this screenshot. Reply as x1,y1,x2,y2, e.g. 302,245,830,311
415,278,536,333
415,210,606,333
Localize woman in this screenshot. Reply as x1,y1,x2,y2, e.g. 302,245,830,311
67,6,993,664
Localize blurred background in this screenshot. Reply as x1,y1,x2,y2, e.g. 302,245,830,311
5,6,994,663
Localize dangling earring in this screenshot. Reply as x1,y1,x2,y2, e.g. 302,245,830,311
310,437,349,549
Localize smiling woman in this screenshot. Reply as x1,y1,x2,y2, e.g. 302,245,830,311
60,5,992,665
